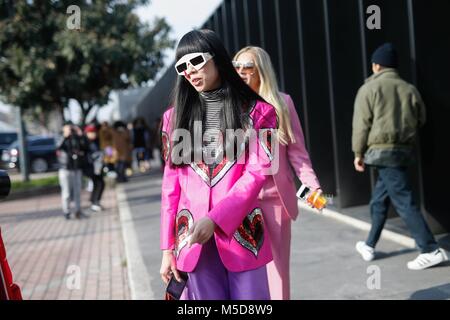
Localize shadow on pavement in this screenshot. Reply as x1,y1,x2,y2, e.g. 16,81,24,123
409,283,450,300
125,194,161,206
121,183,162,194
375,248,418,260
428,260,450,269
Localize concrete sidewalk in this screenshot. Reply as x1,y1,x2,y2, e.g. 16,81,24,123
116,171,163,299
2,168,447,300
0,185,131,300
118,171,450,300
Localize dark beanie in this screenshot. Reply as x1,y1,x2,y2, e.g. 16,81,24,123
371,43,398,68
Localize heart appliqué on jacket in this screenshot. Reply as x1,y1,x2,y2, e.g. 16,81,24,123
161,131,170,162
190,140,246,187
233,208,264,257
175,209,194,257
190,156,235,188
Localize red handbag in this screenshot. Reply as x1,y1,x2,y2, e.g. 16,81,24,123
0,227,22,300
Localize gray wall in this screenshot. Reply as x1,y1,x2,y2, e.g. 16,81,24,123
135,64,176,128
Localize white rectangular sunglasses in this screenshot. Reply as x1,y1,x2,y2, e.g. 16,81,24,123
175,52,214,75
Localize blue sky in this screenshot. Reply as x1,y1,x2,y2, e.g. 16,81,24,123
135,0,222,66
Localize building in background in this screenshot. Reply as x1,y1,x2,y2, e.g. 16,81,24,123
0,103,14,132
134,64,175,127
116,87,151,123
0,120,15,132
64,87,151,126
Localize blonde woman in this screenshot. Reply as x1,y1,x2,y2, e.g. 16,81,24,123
233,46,322,300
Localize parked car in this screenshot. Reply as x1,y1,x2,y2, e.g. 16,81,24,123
0,132,18,156
1,136,58,173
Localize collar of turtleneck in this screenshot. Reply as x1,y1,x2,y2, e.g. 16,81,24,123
199,87,225,103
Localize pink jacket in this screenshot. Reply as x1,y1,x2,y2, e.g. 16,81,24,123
259,93,320,220
160,101,278,273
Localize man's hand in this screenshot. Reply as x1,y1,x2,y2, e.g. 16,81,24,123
160,250,181,284
188,217,216,247
354,157,365,172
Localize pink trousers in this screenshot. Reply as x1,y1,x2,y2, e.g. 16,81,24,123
260,197,292,300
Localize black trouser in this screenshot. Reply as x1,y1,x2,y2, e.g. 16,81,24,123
366,166,438,253
116,161,128,182
90,174,105,205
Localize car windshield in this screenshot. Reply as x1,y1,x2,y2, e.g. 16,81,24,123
8,141,18,149
30,138,55,147
0,133,18,146
7,137,55,149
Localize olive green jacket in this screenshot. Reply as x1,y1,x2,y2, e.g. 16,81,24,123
352,68,426,166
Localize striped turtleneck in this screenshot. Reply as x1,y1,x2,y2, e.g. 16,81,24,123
200,87,225,166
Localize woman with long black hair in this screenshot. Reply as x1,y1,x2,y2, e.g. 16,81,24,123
159,29,278,300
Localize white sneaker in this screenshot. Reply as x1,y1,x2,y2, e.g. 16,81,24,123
356,241,375,261
407,248,448,270
90,204,103,212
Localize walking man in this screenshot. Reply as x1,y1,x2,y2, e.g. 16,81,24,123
352,43,448,270
57,122,89,219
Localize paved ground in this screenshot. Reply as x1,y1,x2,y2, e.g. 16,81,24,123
1,166,449,300
0,185,131,300
118,170,450,300
117,171,164,299
292,206,450,299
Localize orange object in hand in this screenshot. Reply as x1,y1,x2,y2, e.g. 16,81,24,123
297,184,327,210
306,190,327,210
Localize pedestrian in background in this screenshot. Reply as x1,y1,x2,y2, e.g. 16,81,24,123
112,121,132,183
132,117,152,172
233,46,322,299
56,122,88,219
152,117,164,170
352,43,448,270
99,121,116,175
84,124,105,212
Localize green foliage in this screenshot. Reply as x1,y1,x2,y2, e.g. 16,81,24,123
0,0,174,123
11,175,59,192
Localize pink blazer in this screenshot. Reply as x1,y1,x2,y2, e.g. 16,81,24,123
160,101,278,273
259,93,320,220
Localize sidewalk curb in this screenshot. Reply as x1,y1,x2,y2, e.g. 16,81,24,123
298,202,416,249
116,184,155,300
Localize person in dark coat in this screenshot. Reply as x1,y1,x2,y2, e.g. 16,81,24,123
132,117,152,172
84,124,105,212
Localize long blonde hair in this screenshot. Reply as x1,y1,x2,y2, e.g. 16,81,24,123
234,46,295,145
